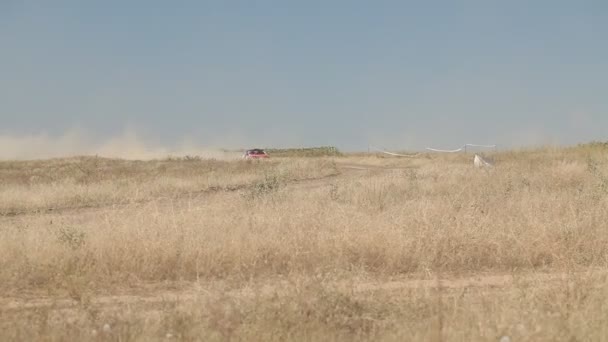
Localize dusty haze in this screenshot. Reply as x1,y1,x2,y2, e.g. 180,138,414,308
0,131,243,160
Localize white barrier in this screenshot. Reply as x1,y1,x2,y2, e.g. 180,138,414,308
369,146,420,157
368,144,496,156
425,147,465,153
465,144,497,148
426,144,496,153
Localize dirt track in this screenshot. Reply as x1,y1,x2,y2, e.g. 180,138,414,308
0,160,428,313
3,268,604,335
0,271,588,314
0,160,384,219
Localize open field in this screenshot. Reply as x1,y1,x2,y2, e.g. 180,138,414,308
1,146,608,341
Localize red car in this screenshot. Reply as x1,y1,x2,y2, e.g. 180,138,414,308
243,149,269,159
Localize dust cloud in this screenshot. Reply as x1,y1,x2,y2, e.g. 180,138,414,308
0,131,243,161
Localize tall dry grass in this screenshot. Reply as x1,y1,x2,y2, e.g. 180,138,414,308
0,156,338,215
3,271,608,341
1,145,608,341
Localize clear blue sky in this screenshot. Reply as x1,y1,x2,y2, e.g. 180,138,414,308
2,0,607,151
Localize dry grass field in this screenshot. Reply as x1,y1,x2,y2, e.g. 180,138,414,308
1,145,608,341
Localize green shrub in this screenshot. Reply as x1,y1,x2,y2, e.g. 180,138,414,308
265,146,342,157
56,226,86,250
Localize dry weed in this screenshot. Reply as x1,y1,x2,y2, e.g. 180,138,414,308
1,147,607,340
